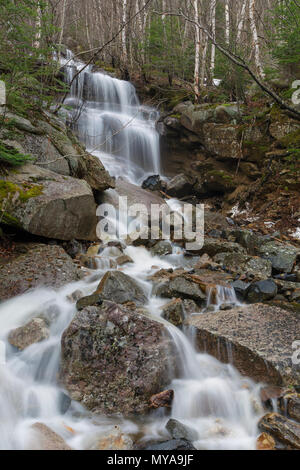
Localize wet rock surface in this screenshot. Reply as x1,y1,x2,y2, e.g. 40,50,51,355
95,271,147,307
143,439,197,451
0,244,82,301
60,301,175,416
259,413,300,450
8,318,49,350
189,304,300,385
30,423,72,450
166,419,198,441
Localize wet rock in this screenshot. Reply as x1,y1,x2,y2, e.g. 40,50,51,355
101,177,167,217
0,244,82,301
67,290,84,303
59,392,72,415
166,419,198,441
143,439,196,451
30,423,72,450
279,394,300,422
8,318,50,350
75,151,115,192
77,254,98,270
260,386,286,407
60,301,175,415
95,271,147,307
116,254,134,266
150,241,173,257
2,164,98,241
149,390,174,409
222,253,272,279
189,304,300,385
246,280,278,303
166,174,194,198
196,238,246,258
142,175,164,192
231,280,251,300
154,273,207,304
161,299,185,327
259,413,300,449
86,244,101,257
92,426,133,450
258,241,299,274
256,433,276,450
76,294,103,311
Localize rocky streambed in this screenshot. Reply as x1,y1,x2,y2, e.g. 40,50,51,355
0,52,299,450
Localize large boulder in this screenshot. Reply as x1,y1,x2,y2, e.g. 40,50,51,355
246,279,278,303
60,301,175,415
203,123,241,160
221,253,272,279
269,120,300,141
95,271,147,307
0,164,98,240
196,238,246,257
189,304,300,385
165,174,194,198
154,273,208,304
0,244,82,301
101,177,167,215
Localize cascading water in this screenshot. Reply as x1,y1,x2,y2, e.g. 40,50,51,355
0,51,264,450
60,51,161,184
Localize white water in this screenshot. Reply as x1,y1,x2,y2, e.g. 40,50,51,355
0,51,264,450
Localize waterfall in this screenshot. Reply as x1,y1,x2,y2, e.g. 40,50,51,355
60,50,161,183
0,51,264,450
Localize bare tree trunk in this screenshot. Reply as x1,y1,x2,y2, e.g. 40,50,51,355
225,0,230,45
194,0,201,102
237,0,247,44
249,0,264,78
210,0,216,79
33,1,42,49
58,0,67,61
122,0,128,63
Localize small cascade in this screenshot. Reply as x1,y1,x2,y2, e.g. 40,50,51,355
59,50,161,183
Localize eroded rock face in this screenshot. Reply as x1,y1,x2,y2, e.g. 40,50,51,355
8,318,49,350
95,271,147,307
0,244,82,301
221,253,272,279
259,413,300,450
189,304,300,385
258,241,299,274
60,301,175,416
1,164,98,240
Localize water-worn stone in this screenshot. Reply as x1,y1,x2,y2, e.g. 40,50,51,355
222,253,272,279
30,423,72,450
258,241,299,274
76,294,103,311
259,413,300,449
8,318,49,350
279,394,300,422
0,244,82,301
196,238,246,257
1,164,98,240
60,301,175,415
142,175,164,192
92,427,133,450
149,390,174,409
154,273,207,304
256,433,276,450
166,174,194,198
143,439,196,451
166,419,198,441
95,271,147,307
246,280,278,303
189,304,300,385
75,152,115,192
151,241,173,257
161,299,185,327
231,280,251,300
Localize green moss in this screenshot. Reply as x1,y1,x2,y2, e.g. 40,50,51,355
170,113,181,119
280,129,300,148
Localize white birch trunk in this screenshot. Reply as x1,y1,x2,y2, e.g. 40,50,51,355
33,2,42,49
249,0,264,78
194,0,201,101
225,0,230,45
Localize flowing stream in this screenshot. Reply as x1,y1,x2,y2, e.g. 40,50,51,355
0,52,264,450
